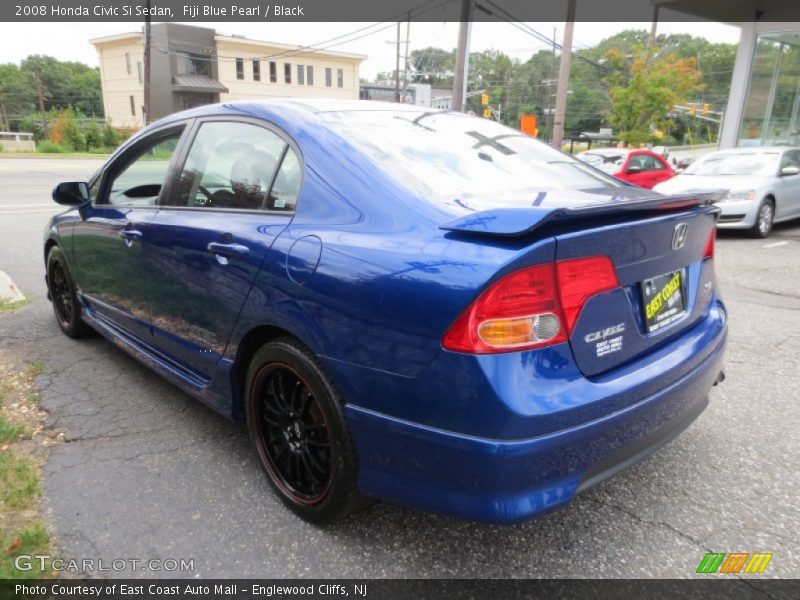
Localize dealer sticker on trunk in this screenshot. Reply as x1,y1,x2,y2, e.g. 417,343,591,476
641,269,688,333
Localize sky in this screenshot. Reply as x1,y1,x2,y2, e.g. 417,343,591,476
0,20,741,79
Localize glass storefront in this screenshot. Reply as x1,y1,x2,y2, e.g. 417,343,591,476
739,31,800,146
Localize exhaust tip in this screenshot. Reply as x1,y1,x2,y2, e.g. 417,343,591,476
713,370,726,386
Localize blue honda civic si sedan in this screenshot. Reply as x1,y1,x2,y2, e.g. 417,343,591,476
43,100,727,524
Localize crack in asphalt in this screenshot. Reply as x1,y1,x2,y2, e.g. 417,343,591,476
586,496,712,553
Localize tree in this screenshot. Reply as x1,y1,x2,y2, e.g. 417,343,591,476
606,46,703,145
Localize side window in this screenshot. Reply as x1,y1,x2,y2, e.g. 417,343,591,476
268,148,302,211
627,154,646,171
646,155,666,170
173,121,291,211
103,130,183,206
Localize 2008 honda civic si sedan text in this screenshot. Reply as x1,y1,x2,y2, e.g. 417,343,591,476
43,100,727,524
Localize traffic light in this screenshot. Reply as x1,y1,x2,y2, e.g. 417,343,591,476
480,93,489,106
702,103,710,115
483,108,493,119
689,104,697,116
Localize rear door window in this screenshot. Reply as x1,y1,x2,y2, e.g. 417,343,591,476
171,121,292,210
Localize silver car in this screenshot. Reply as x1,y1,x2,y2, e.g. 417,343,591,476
653,147,800,238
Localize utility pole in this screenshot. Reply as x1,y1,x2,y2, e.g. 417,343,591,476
451,0,474,112
0,91,8,131
544,28,557,141
648,4,660,48
402,13,411,101
143,0,152,125
552,0,576,149
32,72,48,138
394,21,401,102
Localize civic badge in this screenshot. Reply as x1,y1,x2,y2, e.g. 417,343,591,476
672,223,688,250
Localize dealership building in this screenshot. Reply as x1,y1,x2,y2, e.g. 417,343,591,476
662,0,800,148
90,23,366,128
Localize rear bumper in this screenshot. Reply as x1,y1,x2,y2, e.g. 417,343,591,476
345,313,726,524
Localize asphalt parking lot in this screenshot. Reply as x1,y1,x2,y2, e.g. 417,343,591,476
1,157,798,579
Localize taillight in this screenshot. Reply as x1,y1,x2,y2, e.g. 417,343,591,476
442,256,619,354
442,264,566,353
556,256,619,335
704,227,716,259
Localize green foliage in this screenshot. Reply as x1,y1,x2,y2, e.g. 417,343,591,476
606,45,703,145
0,54,103,134
36,140,67,153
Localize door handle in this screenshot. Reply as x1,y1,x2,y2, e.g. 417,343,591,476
207,242,250,259
119,229,143,242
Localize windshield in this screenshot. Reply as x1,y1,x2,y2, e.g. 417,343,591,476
577,152,626,174
683,152,779,176
320,110,625,213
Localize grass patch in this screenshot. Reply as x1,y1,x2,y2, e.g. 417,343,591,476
0,522,51,579
24,362,44,379
0,382,12,404
0,452,40,510
0,298,29,314
0,416,25,442
27,392,42,405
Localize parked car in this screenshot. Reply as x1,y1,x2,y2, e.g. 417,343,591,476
576,148,676,188
44,100,726,524
654,146,800,238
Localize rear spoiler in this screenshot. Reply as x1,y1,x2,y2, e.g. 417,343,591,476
439,192,725,238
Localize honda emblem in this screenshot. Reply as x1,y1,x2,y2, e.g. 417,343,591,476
672,223,688,250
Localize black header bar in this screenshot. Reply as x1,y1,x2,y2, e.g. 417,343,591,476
4,0,800,23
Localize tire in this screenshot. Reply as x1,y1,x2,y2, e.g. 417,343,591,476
749,198,774,238
46,246,92,338
245,338,368,523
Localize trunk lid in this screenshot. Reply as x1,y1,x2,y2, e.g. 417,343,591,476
556,206,718,376
440,193,721,377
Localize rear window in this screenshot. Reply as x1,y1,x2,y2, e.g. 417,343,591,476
578,152,626,174
320,110,623,212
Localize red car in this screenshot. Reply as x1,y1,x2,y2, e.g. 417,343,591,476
577,148,676,189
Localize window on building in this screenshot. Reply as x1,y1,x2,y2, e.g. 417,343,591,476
129,95,136,116
176,52,211,77
253,60,261,81
306,65,314,86
325,68,332,87
137,62,143,84
297,64,304,85
236,58,244,80
125,52,131,75
269,61,277,83
284,63,291,84
337,69,344,88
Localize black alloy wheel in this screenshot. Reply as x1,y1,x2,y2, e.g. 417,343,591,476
246,339,368,523
46,246,92,338
253,364,333,502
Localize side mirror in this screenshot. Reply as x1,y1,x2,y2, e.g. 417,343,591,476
52,181,89,206
780,166,800,177
626,166,643,174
